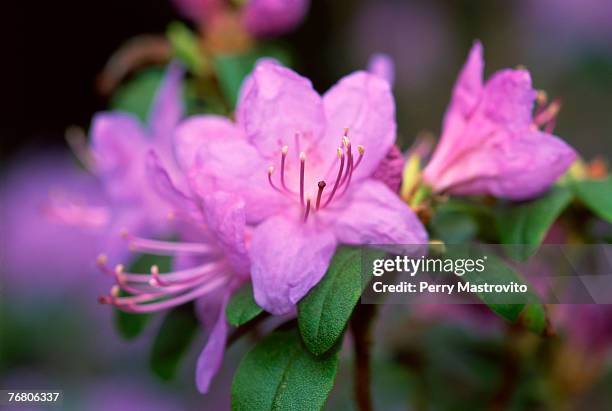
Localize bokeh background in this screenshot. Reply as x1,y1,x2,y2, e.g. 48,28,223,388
3,0,612,409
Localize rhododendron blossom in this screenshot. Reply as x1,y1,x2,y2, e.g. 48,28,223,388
175,60,428,315
98,151,250,393
173,0,309,37
423,41,577,200
42,64,186,265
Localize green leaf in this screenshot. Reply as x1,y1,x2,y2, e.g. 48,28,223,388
114,254,172,340
519,303,547,335
150,303,199,380
110,68,165,122
496,186,572,260
572,177,612,223
298,247,383,356
214,45,291,109
231,329,339,411
167,21,208,75
226,283,263,327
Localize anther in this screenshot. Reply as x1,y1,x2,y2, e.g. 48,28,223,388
149,264,162,286
267,166,283,193
110,285,120,298
96,254,108,267
355,145,365,169
316,181,326,210
119,228,129,239
98,295,112,305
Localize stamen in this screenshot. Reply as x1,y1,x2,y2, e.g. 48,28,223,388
315,181,326,210
280,145,289,190
303,197,312,222
533,98,561,129
323,148,345,208
354,145,365,169
115,276,229,313
299,152,306,206
267,166,284,194
121,231,217,256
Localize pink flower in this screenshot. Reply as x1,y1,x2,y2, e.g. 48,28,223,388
422,41,577,200
85,63,185,263
97,150,250,394
175,60,428,315
172,0,309,37
241,0,309,37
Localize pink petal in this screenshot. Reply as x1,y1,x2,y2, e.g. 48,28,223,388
480,68,537,132
174,115,243,172
148,63,184,141
195,290,231,394
241,0,309,37
145,150,199,216
444,40,484,123
188,129,289,223
328,179,428,246
201,192,250,276
367,53,395,86
90,112,148,202
236,60,326,159
322,71,396,181
250,216,337,315
446,130,577,200
425,41,484,183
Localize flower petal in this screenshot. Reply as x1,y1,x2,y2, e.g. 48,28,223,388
479,68,537,132
322,71,396,181
445,130,577,200
90,112,148,202
236,60,325,159
367,53,395,86
148,63,184,140
425,41,484,183
329,179,428,246
145,150,199,217
444,40,484,124
188,130,289,223
195,290,231,394
174,115,243,172
241,0,309,37
250,216,337,315
202,192,250,276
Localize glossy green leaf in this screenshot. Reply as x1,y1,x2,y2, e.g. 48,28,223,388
298,247,382,356
110,68,165,122
114,254,172,340
214,45,291,109
226,283,263,327
496,186,572,260
150,303,199,380
231,329,339,411
572,177,612,223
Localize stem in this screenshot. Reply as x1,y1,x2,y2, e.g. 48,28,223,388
350,304,377,411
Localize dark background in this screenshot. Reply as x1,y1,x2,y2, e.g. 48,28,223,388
5,0,178,162
6,0,612,162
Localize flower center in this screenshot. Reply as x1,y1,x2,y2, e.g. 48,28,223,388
266,129,364,222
